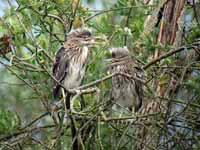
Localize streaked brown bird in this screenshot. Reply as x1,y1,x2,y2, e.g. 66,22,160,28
53,28,96,108
108,47,145,113
52,28,100,150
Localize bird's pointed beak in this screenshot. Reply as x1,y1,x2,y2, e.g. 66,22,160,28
93,35,108,43
92,36,108,47
82,35,108,46
105,58,112,62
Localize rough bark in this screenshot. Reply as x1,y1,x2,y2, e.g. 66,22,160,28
136,0,186,150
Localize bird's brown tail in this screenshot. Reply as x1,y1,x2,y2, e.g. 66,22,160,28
53,85,60,101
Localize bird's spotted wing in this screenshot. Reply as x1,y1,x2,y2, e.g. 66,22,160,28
132,67,145,112
52,47,69,100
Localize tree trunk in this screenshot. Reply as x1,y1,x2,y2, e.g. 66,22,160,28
136,0,186,150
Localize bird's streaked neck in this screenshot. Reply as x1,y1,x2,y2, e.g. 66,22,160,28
81,46,89,62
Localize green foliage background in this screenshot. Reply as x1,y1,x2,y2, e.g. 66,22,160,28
0,0,200,149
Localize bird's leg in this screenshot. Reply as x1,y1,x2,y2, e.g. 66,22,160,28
62,88,67,112
66,91,82,150
50,89,66,149
80,95,86,110
61,88,68,123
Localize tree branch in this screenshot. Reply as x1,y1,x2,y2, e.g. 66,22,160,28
143,42,200,69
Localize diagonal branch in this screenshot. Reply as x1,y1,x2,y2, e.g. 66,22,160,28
143,42,200,69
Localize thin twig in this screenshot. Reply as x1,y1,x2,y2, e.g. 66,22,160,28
0,125,55,142
20,112,49,130
85,5,156,22
78,72,146,90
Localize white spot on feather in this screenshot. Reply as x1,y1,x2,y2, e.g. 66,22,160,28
63,46,89,90
81,46,89,62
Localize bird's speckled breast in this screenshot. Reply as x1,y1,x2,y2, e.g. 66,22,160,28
64,63,85,89
64,46,89,90
111,64,136,108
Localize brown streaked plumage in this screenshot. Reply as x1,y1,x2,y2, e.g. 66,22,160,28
108,47,145,112
52,28,96,150
52,28,93,107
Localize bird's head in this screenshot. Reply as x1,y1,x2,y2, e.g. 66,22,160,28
67,28,106,47
109,47,130,59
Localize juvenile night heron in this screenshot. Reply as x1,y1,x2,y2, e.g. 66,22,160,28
53,28,98,109
52,27,103,150
108,47,145,113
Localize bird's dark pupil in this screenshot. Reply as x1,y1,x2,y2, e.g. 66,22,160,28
112,53,116,58
77,31,91,38
84,31,91,37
